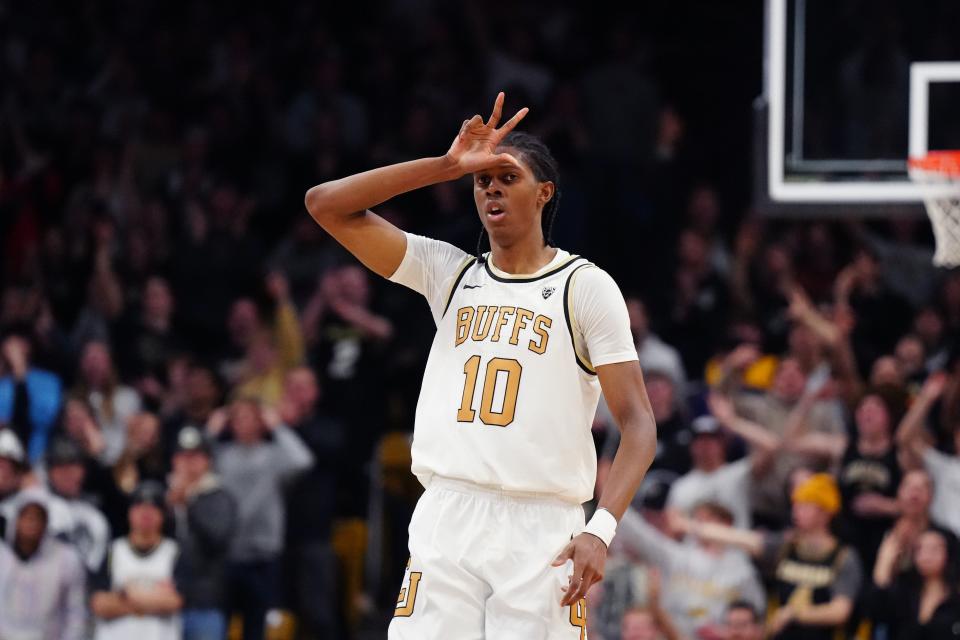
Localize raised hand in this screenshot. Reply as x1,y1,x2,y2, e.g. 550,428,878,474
707,391,737,425
445,92,529,175
920,371,949,401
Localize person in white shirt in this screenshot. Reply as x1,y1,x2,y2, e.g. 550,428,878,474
305,91,657,639
666,416,754,528
613,502,766,639
91,481,182,640
895,372,960,538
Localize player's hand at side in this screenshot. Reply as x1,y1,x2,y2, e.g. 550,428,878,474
552,532,607,606
445,91,528,176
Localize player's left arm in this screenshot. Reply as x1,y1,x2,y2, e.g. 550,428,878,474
554,268,657,607
555,360,656,606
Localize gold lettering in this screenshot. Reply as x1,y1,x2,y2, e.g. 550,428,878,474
491,306,516,342
528,315,552,354
471,305,496,342
510,308,534,345
775,559,836,588
455,307,475,347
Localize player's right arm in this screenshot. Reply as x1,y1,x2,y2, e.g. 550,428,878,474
304,92,527,277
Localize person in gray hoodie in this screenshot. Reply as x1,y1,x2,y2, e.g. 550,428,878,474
0,488,87,640
207,398,313,640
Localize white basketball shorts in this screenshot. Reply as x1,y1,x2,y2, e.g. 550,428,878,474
387,476,589,640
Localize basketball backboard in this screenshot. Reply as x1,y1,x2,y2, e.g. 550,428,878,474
757,0,960,216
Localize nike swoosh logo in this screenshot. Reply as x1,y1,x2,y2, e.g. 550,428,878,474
462,284,484,289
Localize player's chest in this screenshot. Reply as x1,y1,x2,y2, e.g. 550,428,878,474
443,277,567,356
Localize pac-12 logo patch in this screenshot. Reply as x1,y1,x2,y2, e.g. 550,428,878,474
542,286,555,299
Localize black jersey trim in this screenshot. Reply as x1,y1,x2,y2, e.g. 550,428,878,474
441,257,478,318
482,254,584,283
563,263,597,376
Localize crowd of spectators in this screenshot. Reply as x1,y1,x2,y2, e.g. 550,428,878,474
2,1,960,639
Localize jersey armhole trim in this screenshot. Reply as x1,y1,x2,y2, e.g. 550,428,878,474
441,257,478,318
563,263,597,376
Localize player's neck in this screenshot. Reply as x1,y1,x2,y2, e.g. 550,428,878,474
488,243,558,276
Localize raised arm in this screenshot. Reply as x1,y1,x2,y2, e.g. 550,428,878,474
668,509,766,557
895,372,946,462
304,92,528,277
708,391,780,453
782,391,847,462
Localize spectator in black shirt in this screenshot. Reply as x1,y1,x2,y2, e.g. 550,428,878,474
112,276,184,393
279,366,343,639
871,528,960,640
786,391,902,569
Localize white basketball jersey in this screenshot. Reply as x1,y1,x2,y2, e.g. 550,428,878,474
95,538,180,640
411,253,602,504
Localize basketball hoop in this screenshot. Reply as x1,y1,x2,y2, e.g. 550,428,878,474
908,150,960,267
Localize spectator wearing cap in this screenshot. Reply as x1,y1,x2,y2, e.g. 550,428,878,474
91,480,183,640
615,501,765,639
44,437,111,574
167,425,237,640
0,330,62,462
0,428,27,516
206,399,313,640
672,473,863,640
665,410,770,529
0,489,87,640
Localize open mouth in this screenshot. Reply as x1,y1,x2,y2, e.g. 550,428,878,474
485,202,507,221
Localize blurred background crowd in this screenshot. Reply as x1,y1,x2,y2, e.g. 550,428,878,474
1,1,960,639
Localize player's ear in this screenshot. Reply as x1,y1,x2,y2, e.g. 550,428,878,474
537,181,555,208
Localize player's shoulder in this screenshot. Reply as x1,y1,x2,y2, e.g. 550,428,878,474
564,256,623,299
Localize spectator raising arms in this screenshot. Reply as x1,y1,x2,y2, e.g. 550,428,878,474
207,400,313,640
870,528,960,640
671,473,863,640
0,330,62,462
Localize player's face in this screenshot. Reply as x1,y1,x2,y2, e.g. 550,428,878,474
473,150,551,248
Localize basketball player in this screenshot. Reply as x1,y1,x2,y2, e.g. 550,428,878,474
305,92,657,638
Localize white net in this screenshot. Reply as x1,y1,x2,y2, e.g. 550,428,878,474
908,152,960,268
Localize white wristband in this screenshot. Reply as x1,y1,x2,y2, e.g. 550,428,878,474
582,508,618,548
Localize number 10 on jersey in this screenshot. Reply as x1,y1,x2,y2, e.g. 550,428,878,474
457,355,522,427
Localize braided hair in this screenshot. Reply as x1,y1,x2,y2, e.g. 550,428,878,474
476,131,562,263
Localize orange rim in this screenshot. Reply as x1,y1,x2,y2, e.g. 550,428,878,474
908,150,960,178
